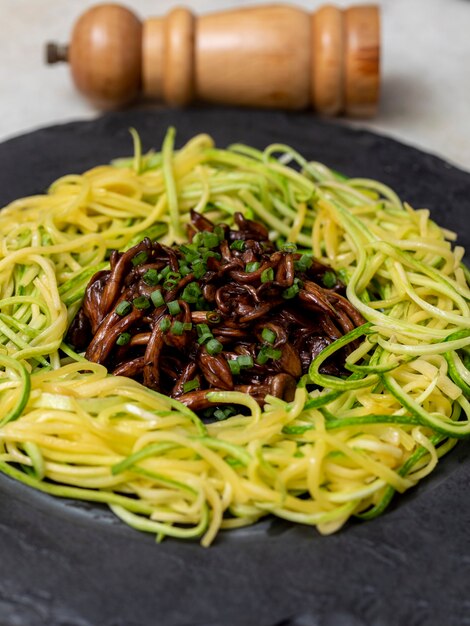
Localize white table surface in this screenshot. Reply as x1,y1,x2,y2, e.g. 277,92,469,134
1,0,469,170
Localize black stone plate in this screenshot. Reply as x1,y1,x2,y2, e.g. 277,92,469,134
0,109,469,626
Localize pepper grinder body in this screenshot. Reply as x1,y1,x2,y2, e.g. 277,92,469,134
49,3,380,116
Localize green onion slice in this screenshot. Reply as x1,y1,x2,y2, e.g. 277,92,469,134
295,254,313,272
159,317,171,332
133,296,151,310
206,338,223,355
132,251,149,266
237,355,253,368
261,328,276,344
115,300,132,316
181,282,202,303
282,284,300,299
151,290,165,307
261,267,274,283
256,345,282,364
172,321,184,335
322,271,337,288
183,379,200,393
116,332,131,346
245,262,260,273
206,311,221,324
281,242,297,253
143,269,159,286
197,324,211,337
230,240,246,251
168,300,181,316
228,359,241,375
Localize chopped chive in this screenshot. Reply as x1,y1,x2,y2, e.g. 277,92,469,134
197,324,211,337
295,254,313,272
245,261,260,273
193,266,206,279
163,271,181,290
237,354,253,368
133,296,151,310
167,271,181,281
179,245,192,255
198,333,213,345
192,259,206,279
201,232,220,249
256,348,269,365
180,244,199,262
262,328,276,344
116,332,131,346
214,225,225,241
337,268,349,284
192,232,204,247
256,345,282,365
167,300,181,316
142,269,159,286
163,279,178,290
183,379,200,393
181,282,202,303
214,407,236,421
179,263,191,276
282,283,300,299
206,311,221,324
266,347,282,360
150,289,165,307
132,251,148,266
206,338,223,355
171,320,184,335
115,300,132,316
230,240,246,251
281,242,297,253
182,322,193,331
202,250,221,264
159,317,171,332
323,271,337,288
228,359,241,375
261,267,274,283
159,266,171,279
213,409,227,421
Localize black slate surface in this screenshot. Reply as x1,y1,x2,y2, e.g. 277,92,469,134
0,108,469,626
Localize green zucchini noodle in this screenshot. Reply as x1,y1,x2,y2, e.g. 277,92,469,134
0,127,468,546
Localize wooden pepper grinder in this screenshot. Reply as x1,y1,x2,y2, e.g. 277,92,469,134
46,3,380,117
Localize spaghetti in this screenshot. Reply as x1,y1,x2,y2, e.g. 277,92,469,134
0,128,468,546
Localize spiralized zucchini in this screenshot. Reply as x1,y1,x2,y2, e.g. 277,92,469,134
0,128,468,546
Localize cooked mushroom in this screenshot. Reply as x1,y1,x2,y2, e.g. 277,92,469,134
67,211,365,416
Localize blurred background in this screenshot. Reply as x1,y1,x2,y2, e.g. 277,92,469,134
0,0,468,169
